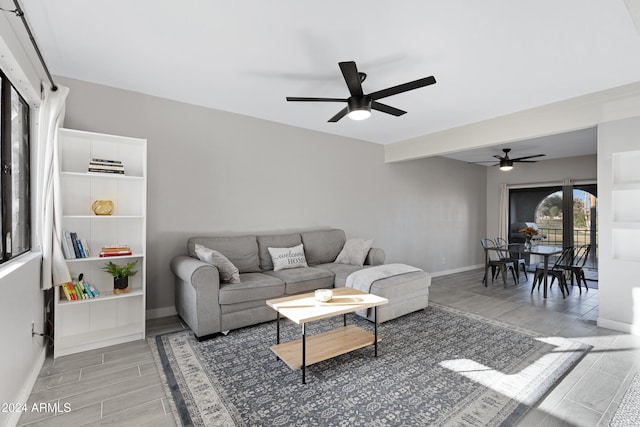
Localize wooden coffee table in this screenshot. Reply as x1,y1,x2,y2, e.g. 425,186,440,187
266,287,388,384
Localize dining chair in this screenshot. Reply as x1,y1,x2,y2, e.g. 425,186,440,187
561,244,591,294
481,239,518,287
531,247,573,298
494,237,528,281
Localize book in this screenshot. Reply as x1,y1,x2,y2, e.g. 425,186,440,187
88,168,125,174
76,239,87,258
89,285,99,297
63,231,76,259
83,283,93,299
70,232,82,258
99,250,133,257
89,161,124,168
61,283,72,301
91,158,122,165
66,282,77,300
61,231,74,259
80,239,91,257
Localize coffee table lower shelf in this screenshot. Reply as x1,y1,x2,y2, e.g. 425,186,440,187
270,324,380,370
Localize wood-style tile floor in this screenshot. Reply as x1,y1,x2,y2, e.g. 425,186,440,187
18,268,640,426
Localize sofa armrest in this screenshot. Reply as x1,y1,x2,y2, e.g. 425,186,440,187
170,255,222,337
365,247,385,265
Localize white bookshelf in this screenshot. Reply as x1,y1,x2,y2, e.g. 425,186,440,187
54,128,147,358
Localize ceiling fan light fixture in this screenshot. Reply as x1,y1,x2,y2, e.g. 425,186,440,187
347,109,371,120
347,97,372,121
499,158,514,171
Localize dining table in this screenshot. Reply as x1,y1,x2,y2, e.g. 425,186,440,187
506,243,564,298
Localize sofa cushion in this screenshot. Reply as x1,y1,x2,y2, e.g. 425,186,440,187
218,272,285,305
194,244,240,283
300,229,346,265
188,235,260,273
264,267,335,295
257,233,302,270
335,238,374,266
314,263,368,287
268,244,308,271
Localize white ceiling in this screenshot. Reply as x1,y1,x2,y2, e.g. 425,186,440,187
16,0,640,161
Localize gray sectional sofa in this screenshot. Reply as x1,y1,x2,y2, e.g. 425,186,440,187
170,228,430,339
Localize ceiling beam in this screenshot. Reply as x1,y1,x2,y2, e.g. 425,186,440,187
384,81,640,163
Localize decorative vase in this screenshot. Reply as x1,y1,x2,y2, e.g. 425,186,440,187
92,200,114,216
113,277,129,295
524,237,532,250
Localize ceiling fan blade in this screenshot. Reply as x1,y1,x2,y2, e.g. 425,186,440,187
286,97,347,102
371,101,407,117
492,155,504,160
339,61,364,97
514,160,539,163
369,76,436,100
511,154,546,162
328,107,348,122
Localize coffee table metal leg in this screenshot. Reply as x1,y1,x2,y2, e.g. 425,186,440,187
301,323,306,384
343,313,346,327
275,312,280,360
374,306,378,357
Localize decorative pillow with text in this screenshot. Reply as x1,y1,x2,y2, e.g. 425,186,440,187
195,244,241,284
268,244,309,271
335,238,373,266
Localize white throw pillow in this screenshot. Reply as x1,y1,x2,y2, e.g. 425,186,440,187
335,238,373,266
194,244,241,284
268,244,308,271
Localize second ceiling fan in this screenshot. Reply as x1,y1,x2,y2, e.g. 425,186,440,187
286,61,436,122
478,148,546,171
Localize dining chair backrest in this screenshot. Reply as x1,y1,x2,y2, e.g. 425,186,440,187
495,237,508,248
481,238,498,260
573,244,591,267
553,247,574,269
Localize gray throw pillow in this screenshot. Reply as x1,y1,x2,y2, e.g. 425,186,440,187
268,244,308,271
335,238,373,266
194,244,241,284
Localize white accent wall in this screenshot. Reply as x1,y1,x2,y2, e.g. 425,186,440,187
55,76,488,313
598,117,640,333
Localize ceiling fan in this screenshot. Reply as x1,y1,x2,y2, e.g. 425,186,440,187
477,148,546,171
286,61,436,122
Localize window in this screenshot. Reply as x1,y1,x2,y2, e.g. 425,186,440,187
0,70,30,263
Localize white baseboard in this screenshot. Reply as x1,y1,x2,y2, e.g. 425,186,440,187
430,264,484,278
7,345,47,427
146,306,177,320
597,317,639,335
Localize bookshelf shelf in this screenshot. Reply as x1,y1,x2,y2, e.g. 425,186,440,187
57,289,144,305
65,253,144,263
54,128,147,359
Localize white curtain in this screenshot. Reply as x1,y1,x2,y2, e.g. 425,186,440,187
498,183,509,241
38,85,71,290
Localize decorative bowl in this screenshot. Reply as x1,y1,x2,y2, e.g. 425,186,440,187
92,200,114,216
315,289,333,302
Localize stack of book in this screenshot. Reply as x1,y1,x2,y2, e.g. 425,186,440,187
62,230,91,259
88,158,125,174
61,281,99,301
99,245,132,257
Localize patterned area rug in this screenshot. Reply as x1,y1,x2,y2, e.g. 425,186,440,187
149,304,590,426
610,373,640,426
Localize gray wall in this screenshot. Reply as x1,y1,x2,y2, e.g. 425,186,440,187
56,76,487,313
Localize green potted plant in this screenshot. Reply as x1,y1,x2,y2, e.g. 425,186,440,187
101,260,138,294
